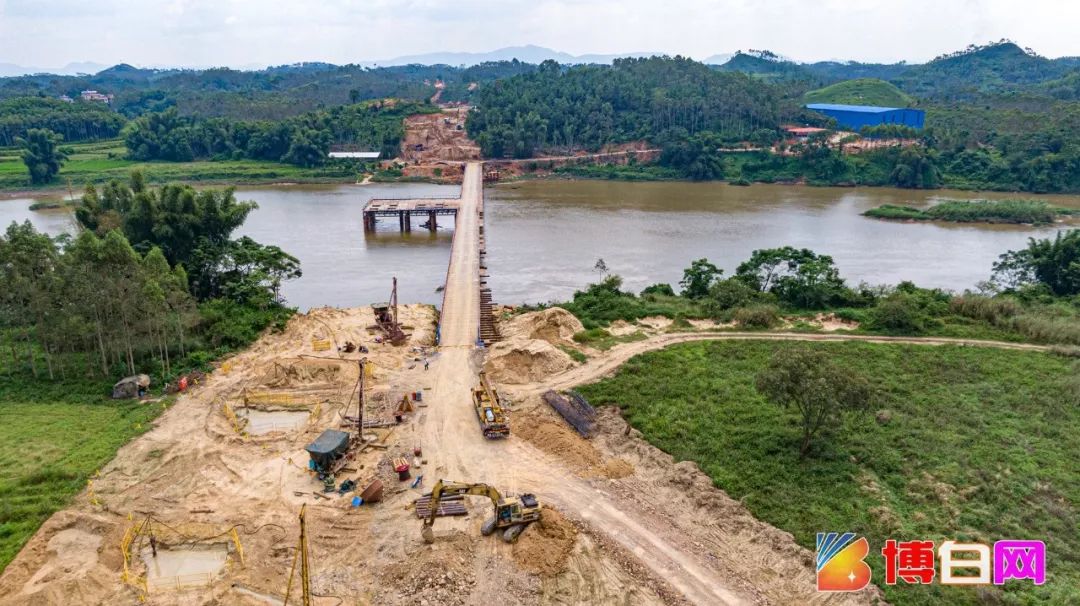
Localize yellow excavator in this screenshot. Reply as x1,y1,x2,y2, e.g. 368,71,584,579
421,480,541,544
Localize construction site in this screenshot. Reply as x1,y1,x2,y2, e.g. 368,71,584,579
0,163,885,606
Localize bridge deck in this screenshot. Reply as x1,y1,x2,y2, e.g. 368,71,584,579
363,198,460,215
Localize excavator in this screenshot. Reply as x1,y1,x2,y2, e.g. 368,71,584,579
421,480,541,544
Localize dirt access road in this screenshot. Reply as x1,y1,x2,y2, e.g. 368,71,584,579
421,163,816,605
405,162,1049,605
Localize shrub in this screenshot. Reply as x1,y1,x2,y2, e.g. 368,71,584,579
707,278,758,312
641,283,675,297
573,327,611,345
866,293,932,334
950,295,1021,323
733,304,780,329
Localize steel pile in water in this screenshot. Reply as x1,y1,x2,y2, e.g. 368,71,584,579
542,389,596,437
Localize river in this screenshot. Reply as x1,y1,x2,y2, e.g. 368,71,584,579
3,181,1078,310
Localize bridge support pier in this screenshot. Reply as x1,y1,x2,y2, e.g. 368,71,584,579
428,211,437,232
363,211,376,232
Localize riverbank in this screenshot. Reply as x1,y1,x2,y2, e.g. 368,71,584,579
0,139,373,198
6,137,1077,199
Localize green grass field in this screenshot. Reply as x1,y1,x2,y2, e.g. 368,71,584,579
0,139,359,192
0,373,169,572
577,340,1078,605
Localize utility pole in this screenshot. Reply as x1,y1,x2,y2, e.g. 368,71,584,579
357,357,367,442
390,277,399,327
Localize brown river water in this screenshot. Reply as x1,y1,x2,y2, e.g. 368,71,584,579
3,180,1079,310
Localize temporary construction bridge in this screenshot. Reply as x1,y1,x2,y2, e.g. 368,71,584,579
361,164,500,345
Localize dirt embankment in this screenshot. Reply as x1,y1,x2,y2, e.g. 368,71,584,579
400,107,481,165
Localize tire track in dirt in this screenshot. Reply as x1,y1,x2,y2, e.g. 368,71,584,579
531,331,1051,395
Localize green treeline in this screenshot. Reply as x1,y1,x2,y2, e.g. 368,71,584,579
864,199,1079,224
0,62,537,119
465,57,798,158
0,97,126,146
546,230,1080,347
122,100,436,167
1,171,298,383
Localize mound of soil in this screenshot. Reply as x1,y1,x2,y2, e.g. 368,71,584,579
501,308,584,345
511,411,602,473
598,458,635,479
484,339,575,384
512,507,578,577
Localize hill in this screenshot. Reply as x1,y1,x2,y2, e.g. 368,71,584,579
804,78,914,107
371,45,662,67
894,41,1070,99
467,56,795,158
714,51,819,84
803,61,910,82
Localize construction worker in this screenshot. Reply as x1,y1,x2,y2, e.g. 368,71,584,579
424,360,429,371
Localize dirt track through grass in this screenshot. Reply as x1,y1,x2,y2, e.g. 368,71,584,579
577,339,1079,606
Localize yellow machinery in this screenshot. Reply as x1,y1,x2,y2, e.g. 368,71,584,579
472,372,509,439
283,505,312,606
421,480,541,544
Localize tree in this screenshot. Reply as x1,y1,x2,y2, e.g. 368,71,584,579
593,258,609,278
188,237,301,305
889,146,940,189
281,128,327,167
17,128,69,184
679,258,722,299
661,132,725,181
735,247,848,309
705,277,757,312
992,230,1080,296
755,347,872,458
78,173,257,267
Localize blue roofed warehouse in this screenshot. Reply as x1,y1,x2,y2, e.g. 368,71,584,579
805,103,925,130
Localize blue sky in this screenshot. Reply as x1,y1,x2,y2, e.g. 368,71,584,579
0,0,1076,68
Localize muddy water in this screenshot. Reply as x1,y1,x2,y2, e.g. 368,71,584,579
487,181,1080,303
238,408,309,434
4,181,1079,309
140,543,228,585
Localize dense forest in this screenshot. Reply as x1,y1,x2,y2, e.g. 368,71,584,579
0,61,536,120
0,97,125,145
0,171,298,383
121,100,436,166
465,57,803,158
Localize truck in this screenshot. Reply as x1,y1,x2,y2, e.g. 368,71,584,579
472,371,509,439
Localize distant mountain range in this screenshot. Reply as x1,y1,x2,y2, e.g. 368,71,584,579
0,46,706,76
363,45,665,67
0,61,108,77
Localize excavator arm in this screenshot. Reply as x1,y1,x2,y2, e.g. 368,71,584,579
421,479,503,542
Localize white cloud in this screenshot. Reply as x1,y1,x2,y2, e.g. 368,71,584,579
0,0,1076,69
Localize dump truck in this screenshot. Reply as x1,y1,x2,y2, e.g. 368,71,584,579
472,371,509,439
421,480,541,543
